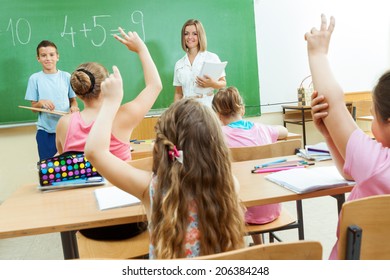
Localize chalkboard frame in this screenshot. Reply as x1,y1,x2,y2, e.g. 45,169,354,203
0,0,260,126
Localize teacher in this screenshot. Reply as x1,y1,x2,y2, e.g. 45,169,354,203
173,19,226,107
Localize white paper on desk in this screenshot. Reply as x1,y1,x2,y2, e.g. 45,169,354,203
94,186,140,210
265,166,355,194
194,61,227,94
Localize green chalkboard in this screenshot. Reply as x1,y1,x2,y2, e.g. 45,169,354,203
0,0,260,126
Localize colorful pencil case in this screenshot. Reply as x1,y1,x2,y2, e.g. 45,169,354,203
37,151,101,186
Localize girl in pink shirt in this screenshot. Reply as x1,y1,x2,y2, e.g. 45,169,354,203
55,28,162,241
306,15,390,259
212,86,288,244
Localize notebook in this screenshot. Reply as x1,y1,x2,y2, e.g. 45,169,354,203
194,61,228,94
94,186,141,210
37,176,106,191
265,166,355,194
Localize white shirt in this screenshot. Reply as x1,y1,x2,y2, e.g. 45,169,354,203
173,51,225,106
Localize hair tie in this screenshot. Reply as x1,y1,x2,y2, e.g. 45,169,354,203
168,146,183,164
76,68,95,93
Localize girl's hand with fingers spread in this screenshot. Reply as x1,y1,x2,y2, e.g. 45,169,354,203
114,27,146,53
305,14,335,56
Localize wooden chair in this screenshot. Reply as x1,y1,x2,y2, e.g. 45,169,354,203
193,240,322,260
352,100,372,120
245,208,296,244
229,139,302,244
338,194,390,260
229,139,302,162
76,157,153,259
76,229,149,259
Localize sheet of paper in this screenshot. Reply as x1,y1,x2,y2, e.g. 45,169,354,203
194,61,228,94
265,166,355,194
94,186,141,210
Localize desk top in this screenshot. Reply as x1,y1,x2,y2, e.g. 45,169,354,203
282,104,312,109
356,115,373,121
0,155,352,239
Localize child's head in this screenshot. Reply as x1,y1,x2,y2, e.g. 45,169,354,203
371,71,390,146
70,62,109,100
36,40,59,73
151,98,245,258
212,86,245,120
181,19,207,52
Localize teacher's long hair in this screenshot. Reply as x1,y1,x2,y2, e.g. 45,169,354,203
151,99,245,259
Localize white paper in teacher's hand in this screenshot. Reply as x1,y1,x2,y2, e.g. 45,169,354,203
194,61,228,94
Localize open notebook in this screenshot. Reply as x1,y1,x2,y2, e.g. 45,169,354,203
94,186,141,210
37,176,106,191
265,166,355,194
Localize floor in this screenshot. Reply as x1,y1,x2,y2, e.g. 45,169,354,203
0,195,344,260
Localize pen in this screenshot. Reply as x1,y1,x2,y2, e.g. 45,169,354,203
251,165,305,174
256,162,316,169
254,158,287,169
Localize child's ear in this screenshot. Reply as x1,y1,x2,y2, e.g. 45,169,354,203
241,106,246,117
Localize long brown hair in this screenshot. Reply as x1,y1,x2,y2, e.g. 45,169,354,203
181,19,207,52
151,99,245,258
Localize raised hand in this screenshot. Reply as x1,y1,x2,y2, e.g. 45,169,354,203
101,65,123,106
304,14,335,56
114,27,146,53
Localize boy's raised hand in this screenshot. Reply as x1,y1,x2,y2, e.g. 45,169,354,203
101,65,123,105
114,27,145,53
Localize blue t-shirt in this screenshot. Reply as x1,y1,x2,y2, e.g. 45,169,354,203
25,70,76,133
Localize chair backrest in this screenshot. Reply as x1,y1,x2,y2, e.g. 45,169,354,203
338,194,390,260
193,241,322,260
229,139,302,162
353,100,372,119
128,156,153,171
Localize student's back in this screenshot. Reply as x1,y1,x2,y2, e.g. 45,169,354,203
212,87,288,230
85,75,246,258
56,28,162,241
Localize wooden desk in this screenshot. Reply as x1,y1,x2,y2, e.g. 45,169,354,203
0,156,353,259
282,103,352,146
131,141,154,160
356,115,373,122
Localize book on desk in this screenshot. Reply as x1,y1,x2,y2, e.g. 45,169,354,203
265,166,355,194
94,186,141,210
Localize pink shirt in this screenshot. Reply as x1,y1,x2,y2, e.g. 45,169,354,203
329,129,390,259
223,120,282,224
222,122,279,148
63,112,131,161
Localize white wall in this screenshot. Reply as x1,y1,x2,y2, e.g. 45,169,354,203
254,0,390,112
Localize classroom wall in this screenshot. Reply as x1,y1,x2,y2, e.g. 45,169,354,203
255,0,390,112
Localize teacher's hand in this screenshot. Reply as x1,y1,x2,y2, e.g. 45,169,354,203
196,75,215,88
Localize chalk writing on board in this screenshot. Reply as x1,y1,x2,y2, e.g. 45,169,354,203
6,18,31,46
61,10,145,48
131,11,145,41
